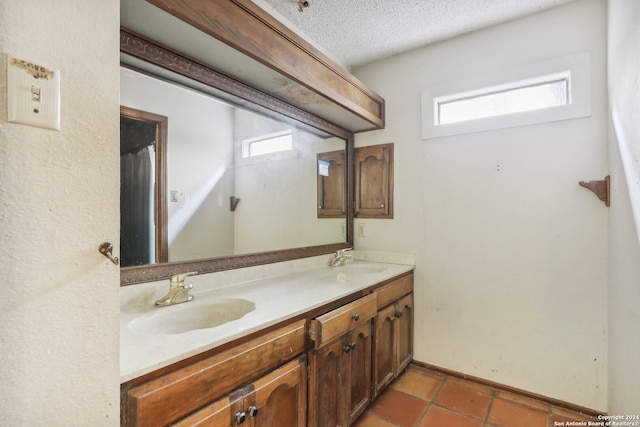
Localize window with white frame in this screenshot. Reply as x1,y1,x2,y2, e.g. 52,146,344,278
421,52,591,139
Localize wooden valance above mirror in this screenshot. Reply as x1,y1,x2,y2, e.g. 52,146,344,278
122,0,385,133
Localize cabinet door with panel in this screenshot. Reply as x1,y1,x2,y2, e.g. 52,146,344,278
246,355,307,427
317,150,346,218
372,274,414,399
395,294,414,375
372,303,397,397
308,338,345,427
354,143,393,218
344,322,372,425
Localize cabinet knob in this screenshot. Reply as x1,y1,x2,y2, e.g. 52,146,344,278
349,342,356,350
381,204,385,208
248,405,259,417
342,344,351,353
395,311,403,318
352,313,360,321
235,411,246,424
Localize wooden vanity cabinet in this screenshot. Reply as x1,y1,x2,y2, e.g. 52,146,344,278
122,271,415,427
308,293,376,427
173,355,307,427
372,273,414,398
122,320,306,427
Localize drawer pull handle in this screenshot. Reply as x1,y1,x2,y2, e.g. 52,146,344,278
235,411,246,424
248,405,259,417
352,313,360,321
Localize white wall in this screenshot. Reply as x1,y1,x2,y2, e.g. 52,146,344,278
0,1,120,425
607,0,640,414
120,68,236,261
234,124,346,254
354,0,608,411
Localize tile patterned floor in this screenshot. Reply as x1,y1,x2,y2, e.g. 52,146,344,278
353,365,600,427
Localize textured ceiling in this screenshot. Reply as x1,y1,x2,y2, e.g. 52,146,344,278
259,0,576,69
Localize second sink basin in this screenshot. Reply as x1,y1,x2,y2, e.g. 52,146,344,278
129,298,256,335
337,263,387,275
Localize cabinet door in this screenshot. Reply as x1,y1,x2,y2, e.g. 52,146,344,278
395,294,414,375
247,356,306,427
354,143,393,218
308,339,345,427
372,304,396,398
317,150,346,218
345,322,372,425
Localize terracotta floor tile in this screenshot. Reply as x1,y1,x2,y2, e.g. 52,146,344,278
433,382,492,420
390,369,443,402
352,411,401,427
495,390,550,412
369,388,429,426
488,398,549,427
420,406,483,427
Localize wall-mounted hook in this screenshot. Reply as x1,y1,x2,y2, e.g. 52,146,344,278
98,242,120,265
230,196,240,211
579,175,610,207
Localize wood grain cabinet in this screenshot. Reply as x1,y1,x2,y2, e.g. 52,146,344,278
355,143,393,219
308,293,377,427
317,150,346,218
122,320,306,427
173,356,307,427
372,273,414,398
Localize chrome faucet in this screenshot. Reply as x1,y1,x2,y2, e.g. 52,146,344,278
155,271,197,306
329,248,353,267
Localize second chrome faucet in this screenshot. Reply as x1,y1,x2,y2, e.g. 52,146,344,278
329,248,353,267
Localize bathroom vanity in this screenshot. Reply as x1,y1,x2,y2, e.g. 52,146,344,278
120,259,414,426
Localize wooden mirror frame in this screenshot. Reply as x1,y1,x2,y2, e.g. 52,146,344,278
120,29,355,285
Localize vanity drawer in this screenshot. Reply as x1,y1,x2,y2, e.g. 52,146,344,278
374,272,413,309
309,293,377,348
125,319,306,427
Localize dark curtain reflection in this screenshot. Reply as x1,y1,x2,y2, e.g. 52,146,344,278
120,117,156,267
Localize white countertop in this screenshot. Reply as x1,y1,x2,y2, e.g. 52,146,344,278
120,254,414,383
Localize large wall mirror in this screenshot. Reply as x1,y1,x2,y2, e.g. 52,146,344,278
120,31,354,285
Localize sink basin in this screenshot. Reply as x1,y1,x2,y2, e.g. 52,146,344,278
336,263,387,275
129,298,255,335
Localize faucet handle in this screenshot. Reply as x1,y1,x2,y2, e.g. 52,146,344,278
170,271,198,286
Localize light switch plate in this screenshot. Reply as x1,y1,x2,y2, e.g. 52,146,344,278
7,56,60,131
